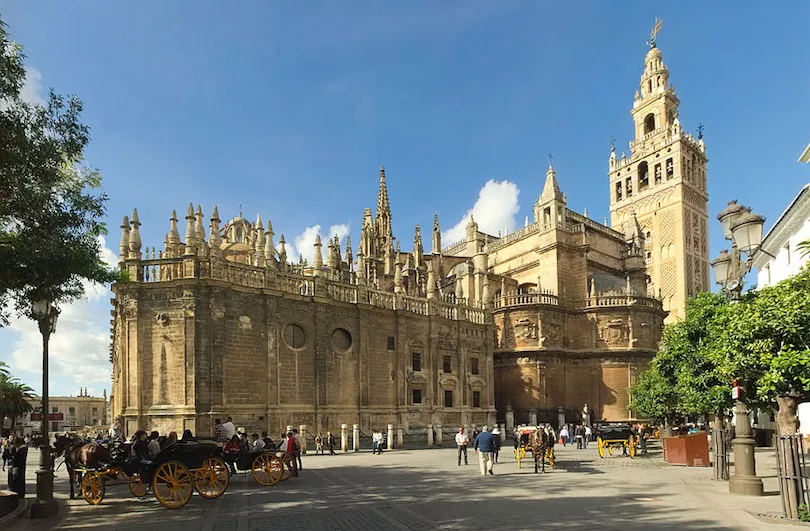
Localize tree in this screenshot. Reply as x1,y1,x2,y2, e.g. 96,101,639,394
0,17,117,325
0,374,34,435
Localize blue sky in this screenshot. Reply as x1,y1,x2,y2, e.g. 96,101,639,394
1,1,808,397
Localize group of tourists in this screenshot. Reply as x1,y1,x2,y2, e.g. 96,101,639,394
1,436,28,499
558,424,592,448
455,426,502,476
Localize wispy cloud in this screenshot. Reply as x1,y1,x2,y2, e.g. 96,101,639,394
20,66,45,106
443,180,520,244
290,223,350,264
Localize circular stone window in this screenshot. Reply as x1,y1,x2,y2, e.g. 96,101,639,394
331,328,353,352
283,323,307,350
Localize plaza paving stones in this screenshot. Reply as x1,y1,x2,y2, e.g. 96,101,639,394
6,442,793,530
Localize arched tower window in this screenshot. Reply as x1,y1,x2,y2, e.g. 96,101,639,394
638,162,649,191
643,113,655,134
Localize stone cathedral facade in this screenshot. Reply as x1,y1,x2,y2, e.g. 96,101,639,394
109,33,705,436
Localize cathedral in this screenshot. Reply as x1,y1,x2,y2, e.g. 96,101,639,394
109,30,707,437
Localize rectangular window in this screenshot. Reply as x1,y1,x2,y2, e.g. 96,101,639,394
471,357,479,375
625,177,633,197
386,336,395,351
472,391,481,408
443,355,451,373
666,158,674,179
615,181,622,201
69,407,76,416
785,243,791,265
92,407,98,416
412,389,422,404
654,163,662,184
444,390,453,408
51,422,59,432
52,407,58,413
412,352,421,372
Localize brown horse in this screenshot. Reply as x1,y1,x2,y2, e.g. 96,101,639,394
530,429,550,474
55,437,111,499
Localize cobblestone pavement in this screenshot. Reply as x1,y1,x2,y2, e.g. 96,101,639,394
7,442,790,530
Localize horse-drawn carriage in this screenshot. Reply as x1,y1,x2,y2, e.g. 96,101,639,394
76,438,230,508
595,424,638,458
514,425,555,473
223,447,294,486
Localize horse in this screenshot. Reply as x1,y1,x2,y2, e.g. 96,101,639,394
530,428,552,474
55,435,112,499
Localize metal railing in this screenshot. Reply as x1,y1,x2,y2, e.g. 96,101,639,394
775,434,809,520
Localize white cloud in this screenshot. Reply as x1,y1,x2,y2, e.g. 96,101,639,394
290,223,351,264
20,66,45,106
2,235,117,395
443,179,520,244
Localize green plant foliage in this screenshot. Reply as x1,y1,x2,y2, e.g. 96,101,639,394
0,17,120,325
0,371,35,433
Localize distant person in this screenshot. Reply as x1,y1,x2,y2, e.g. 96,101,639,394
492,428,502,463
262,431,274,449
181,429,193,441
455,427,469,466
473,426,497,476
584,425,592,449
214,419,227,443
280,431,299,477
559,425,569,446
147,431,161,458
327,431,336,455
292,429,303,470
251,433,266,453
314,433,324,455
221,417,236,440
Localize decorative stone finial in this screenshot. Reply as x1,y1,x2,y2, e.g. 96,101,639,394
119,215,130,259
129,208,142,257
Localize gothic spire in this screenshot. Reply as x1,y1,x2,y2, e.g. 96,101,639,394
119,215,130,260
195,205,206,244
129,208,142,258
184,203,196,255
540,162,564,203
377,164,390,219
168,209,181,249
278,234,287,270
432,214,441,254
312,234,324,274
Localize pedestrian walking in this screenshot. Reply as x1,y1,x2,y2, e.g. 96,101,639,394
315,433,324,455
492,428,501,463
455,427,469,466
584,425,592,449
473,426,497,476
327,431,336,455
559,425,569,446
7,437,27,499
575,425,585,449
292,429,303,470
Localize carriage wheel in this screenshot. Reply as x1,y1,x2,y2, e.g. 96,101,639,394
628,437,637,458
152,461,193,509
129,477,148,498
194,457,230,499
280,452,294,481
514,447,522,468
251,454,283,486
547,448,555,468
597,437,605,458
608,444,614,456
81,471,106,505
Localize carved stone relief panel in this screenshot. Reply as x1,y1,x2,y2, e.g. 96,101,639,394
598,318,629,347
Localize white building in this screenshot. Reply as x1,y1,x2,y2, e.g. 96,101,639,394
751,173,810,437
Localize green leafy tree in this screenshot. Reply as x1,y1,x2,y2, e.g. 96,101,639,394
0,374,35,434
0,17,117,325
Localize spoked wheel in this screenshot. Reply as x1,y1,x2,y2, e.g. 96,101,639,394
194,457,230,499
280,452,294,481
152,461,193,509
129,477,149,497
628,437,637,458
597,437,605,458
81,471,106,505
251,453,283,486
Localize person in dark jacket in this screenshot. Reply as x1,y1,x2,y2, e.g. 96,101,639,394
7,437,28,499
473,426,497,476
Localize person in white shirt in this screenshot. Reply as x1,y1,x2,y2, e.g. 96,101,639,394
147,431,161,459
221,417,236,441
584,425,592,449
455,427,469,466
250,433,266,453
372,430,383,454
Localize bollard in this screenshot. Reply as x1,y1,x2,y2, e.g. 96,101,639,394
299,424,307,454
499,423,506,443
387,424,394,451
397,426,404,449
286,424,293,434
427,424,434,447
353,424,360,452
436,425,443,446
340,424,348,453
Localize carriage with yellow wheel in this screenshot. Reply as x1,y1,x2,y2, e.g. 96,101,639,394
78,439,230,508
226,449,292,486
596,424,638,459
513,426,555,470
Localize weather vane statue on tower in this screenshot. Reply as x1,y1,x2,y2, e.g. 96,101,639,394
647,17,663,49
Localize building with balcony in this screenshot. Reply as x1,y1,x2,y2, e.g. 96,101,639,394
8,389,108,437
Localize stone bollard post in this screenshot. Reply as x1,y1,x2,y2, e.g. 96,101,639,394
286,424,293,434
499,423,506,443
387,424,394,451
299,424,307,454
340,424,348,453
353,424,360,452
397,426,404,449
436,425,443,446
427,425,434,447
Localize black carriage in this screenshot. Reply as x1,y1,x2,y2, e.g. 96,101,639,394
78,438,229,509
223,448,294,486
596,424,638,458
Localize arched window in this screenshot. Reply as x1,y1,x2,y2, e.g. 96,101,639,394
643,113,655,134
638,162,649,191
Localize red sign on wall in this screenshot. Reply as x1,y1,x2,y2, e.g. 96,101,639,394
30,413,64,421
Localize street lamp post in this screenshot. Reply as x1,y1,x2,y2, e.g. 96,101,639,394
30,299,59,518
710,200,766,496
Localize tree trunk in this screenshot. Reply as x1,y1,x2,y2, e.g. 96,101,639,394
712,412,729,480
663,418,674,438
775,395,802,519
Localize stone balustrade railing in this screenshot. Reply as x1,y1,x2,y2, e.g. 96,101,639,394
578,294,662,310
492,290,662,312
492,291,560,309
128,255,488,323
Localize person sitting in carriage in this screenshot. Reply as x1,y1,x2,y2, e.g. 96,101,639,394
129,430,154,475
223,435,241,476
250,433,266,453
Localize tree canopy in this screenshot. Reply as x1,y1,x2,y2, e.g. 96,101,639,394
0,17,117,325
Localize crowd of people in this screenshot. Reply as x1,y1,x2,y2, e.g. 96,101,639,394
1,435,28,499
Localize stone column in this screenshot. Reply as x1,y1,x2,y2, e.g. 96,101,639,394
340,424,348,453
387,424,394,450
427,425,434,447
352,424,360,452
397,426,404,449
436,425,443,446
299,425,307,454
729,400,764,496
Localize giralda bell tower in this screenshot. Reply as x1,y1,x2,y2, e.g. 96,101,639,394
608,20,710,322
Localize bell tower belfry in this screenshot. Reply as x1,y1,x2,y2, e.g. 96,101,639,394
608,20,709,322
